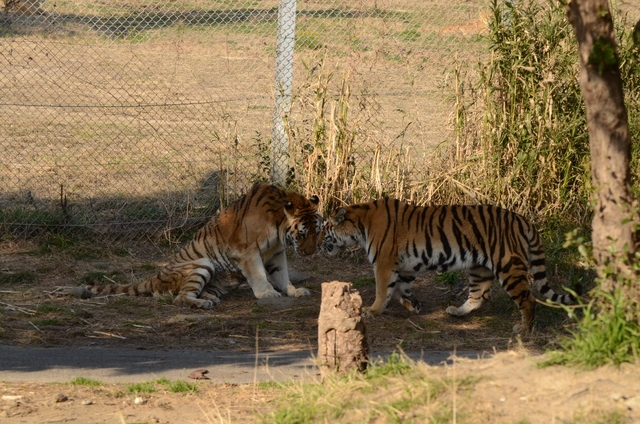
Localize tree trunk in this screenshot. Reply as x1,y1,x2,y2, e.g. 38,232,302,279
317,281,369,377
565,0,637,288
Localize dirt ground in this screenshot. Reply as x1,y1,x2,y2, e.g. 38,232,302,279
0,238,573,353
1,237,636,423
2,351,640,423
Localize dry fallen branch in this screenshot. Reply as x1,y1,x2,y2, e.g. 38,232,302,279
28,321,42,332
0,301,36,315
92,331,126,339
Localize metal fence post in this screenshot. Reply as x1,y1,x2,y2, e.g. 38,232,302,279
271,0,297,186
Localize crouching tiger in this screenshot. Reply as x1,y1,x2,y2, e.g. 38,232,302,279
319,198,576,334
88,183,323,308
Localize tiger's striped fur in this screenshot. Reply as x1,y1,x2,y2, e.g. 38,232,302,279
319,198,575,333
89,183,322,308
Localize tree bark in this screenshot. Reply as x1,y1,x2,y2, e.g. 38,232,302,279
565,0,637,287
317,281,369,377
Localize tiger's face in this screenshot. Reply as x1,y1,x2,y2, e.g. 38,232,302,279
319,207,360,256
285,195,323,256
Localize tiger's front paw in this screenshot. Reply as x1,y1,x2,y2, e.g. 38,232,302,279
255,288,282,299
198,299,216,309
362,306,382,317
512,323,532,336
286,285,310,298
401,297,422,314
446,305,463,316
199,292,222,305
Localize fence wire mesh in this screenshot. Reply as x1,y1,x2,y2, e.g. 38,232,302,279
4,0,633,241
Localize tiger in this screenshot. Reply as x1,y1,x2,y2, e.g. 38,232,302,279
319,198,576,334
88,183,323,308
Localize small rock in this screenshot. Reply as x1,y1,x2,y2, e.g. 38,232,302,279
71,286,93,299
81,400,94,406
289,270,311,284
625,396,640,410
134,396,146,405
54,393,68,403
188,369,210,380
612,392,627,401
1,395,23,402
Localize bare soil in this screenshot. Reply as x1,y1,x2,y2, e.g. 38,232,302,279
2,238,637,423
0,238,572,353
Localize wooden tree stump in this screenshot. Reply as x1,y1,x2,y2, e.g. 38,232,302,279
317,281,369,377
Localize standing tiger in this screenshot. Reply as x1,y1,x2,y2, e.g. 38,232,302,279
319,198,576,333
89,183,322,308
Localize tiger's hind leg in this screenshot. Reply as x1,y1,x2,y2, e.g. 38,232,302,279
497,265,535,334
202,282,226,298
170,259,220,309
446,266,494,318
394,274,421,313
364,260,398,316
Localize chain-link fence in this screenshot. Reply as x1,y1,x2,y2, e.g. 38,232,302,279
2,0,603,240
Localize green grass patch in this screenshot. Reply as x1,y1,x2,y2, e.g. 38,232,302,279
31,318,64,326
435,271,462,287
252,305,269,314
69,377,103,387
164,380,199,393
262,352,479,423
139,263,158,272
297,33,323,50
541,288,640,369
126,381,156,394
351,277,374,288
397,29,421,42
0,271,37,285
154,293,174,306
365,352,413,380
36,302,64,314
39,234,77,252
570,409,630,424
154,377,199,393
121,320,145,328
255,381,293,389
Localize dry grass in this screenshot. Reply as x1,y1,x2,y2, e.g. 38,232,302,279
1,0,489,239
1,351,638,423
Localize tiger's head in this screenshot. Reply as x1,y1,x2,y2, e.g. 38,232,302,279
283,194,323,256
319,207,362,256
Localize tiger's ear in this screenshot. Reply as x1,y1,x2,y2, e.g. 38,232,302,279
309,195,319,205
284,201,295,212
330,208,347,225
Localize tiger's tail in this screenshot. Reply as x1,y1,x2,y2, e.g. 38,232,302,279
87,278,156,297
528,226,576,305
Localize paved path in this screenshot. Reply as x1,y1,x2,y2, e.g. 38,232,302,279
0,346,487,384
